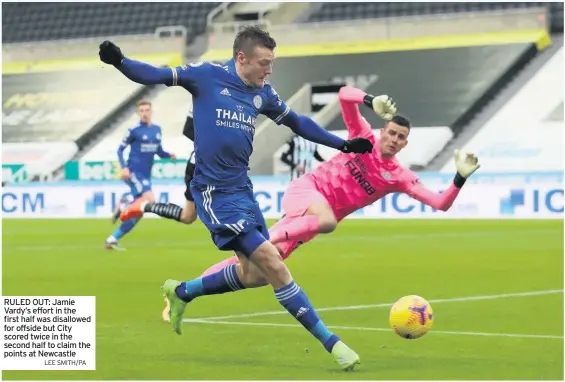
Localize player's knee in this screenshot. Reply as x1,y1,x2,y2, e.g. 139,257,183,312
180,209,197,224
142,193,155,203
237,263,268,288
262,255,288,282
318,215,338,233
307,203,337,234
250,243,288,279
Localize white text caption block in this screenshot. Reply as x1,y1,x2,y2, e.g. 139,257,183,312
2,296,96,370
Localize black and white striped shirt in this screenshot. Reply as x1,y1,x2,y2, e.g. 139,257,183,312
280,135,324,180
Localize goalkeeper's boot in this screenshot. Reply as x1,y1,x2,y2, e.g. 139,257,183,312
161,279,187,334
331,341,360,371
120,198,146,222
104,239,126,251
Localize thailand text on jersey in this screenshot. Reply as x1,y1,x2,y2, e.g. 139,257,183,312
118,122,167,177
170,59,290,189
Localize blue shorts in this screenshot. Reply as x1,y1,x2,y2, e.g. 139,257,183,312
191,181,269,256
125,172,152,198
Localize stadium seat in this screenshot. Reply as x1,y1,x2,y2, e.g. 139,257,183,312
306,2,562,32
2,2,220,43
2,68,142,143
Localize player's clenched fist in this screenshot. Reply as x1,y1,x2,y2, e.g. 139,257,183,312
341,137,373,154
99,40,124,67
454,150,480,178
370,95,397,120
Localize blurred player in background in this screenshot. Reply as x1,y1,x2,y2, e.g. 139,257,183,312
280,134,325,180
105,100,176,250
121,114,197,225
99,26,375,370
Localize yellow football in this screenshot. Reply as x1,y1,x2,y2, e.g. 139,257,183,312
389,295,434,339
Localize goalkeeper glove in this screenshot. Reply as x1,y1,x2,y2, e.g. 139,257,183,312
99,41,124,67
453,149,480,188
341,138,373,154
363,94,397,120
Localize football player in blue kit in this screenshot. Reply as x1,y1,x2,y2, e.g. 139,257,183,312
105,99,176,250
99,26,373,370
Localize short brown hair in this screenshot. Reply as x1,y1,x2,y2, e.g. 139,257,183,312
389,114,411,129
233,25,276,59
136,99,151,108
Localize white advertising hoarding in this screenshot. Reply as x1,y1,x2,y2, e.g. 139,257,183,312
2,178,562,220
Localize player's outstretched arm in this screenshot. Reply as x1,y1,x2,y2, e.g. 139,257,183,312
280,110,373,154
405,151,480,211
117,145,127,169
157,145,173,159
99,41,174,86
338,86,371,139
339,85,397,139
116,129,134,179
116,128,134,169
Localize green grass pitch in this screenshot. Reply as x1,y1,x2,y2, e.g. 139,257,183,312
2,218,563,380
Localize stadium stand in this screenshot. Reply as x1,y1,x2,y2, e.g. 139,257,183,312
305,2,563,33
2,2,561,183
2,66,146,180
82,86,194,162
2,1,206,182
201,4,553,175
268,42,537,173
2,69,142,143
2,2,219,43
441,46,563,173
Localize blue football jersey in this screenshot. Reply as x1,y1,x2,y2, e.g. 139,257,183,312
171,59,290,189
118,123,169,177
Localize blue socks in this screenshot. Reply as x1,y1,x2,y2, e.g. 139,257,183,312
176,264,245,302
111,216,140,240
275,281,340,353
174,266,339,353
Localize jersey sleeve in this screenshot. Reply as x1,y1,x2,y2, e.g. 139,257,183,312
401,170,461,212
262,85,290,125
117,128,135,168
338,86,373,140
171,62,211,95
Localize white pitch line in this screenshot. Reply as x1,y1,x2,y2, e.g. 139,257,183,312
190,289,564,321
183,319,563,340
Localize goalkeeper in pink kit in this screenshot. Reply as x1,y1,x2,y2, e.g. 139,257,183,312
149,85,480,322
193,85,480,282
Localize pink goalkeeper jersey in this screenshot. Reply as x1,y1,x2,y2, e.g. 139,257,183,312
305,86,461,220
